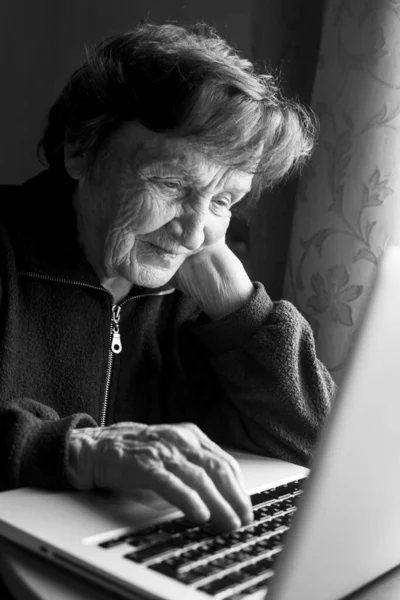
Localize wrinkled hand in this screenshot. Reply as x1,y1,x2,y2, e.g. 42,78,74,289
171,240,254,320
67,422,253,532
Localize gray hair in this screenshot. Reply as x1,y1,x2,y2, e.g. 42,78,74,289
38,21,317,207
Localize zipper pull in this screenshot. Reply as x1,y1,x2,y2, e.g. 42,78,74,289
111,305,122,354
111,331,122,354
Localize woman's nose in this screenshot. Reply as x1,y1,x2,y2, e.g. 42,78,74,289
168,207,207,252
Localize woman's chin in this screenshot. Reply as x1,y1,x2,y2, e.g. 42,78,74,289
127,264,177,289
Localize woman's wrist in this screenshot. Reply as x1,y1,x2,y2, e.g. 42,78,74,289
197,277,254,320
185,247,255,320
173,243,255,320
66,427,98,490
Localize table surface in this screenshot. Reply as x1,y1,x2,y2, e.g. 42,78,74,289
1,450,400,600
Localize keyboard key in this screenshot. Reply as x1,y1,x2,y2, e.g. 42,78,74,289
250,481,303,507
271,513,293,527
252,488,281,504
208,536,231,549
157,520,194,534
177,568,211,585
198,572,243,595
180,529,207,543
124,537,182,563
102,524,174,549
283,480,303,493
149,562,177,578
259,536,280,550
133,525,164,537
250,491,272,506
241,557,274,576
98,537,125,549
195,561,224,576
209,555,237,570
126,532,169,547
150,562,208,585
227,549,255,563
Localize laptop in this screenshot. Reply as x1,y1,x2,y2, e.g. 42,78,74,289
1,244,400,600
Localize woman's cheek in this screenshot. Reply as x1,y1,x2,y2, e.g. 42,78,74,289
115,190,174,234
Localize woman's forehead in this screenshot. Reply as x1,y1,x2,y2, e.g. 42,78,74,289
115,121,254,190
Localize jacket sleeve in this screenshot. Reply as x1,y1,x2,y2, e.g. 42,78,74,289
186,283,336,466
0,214,97,491
0,398,96,491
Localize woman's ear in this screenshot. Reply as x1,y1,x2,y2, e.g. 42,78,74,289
64,142,87,180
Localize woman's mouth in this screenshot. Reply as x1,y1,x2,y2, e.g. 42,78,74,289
151,244,178,259
144,242,183,264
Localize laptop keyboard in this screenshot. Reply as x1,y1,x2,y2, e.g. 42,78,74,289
98,480,304,599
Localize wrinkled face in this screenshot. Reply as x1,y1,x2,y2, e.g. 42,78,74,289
68,122,254,288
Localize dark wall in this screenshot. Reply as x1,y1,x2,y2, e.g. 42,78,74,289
249,0,325,296
0,0,253,184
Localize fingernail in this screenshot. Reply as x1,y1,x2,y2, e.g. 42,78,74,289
244,510,254,525
232,516,242,530
197,507,211,524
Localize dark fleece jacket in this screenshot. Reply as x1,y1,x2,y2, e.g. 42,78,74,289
0,170,336,491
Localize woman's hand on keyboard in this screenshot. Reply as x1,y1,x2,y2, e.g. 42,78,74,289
66,422,254,532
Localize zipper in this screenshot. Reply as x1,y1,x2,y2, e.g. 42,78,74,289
110,305,122,354
99,288,175,427
19,271,175,428
100,303,121,428
18,272,106,292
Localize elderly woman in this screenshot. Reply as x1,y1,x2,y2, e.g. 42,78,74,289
0,22,335,532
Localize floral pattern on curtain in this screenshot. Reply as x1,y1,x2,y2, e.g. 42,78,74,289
283,0,400,385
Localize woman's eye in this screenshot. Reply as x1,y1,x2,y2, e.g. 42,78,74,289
212,196,232,211
160,180,183,191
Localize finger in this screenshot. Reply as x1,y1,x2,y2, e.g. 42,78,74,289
200,435,249,493
181,424,252,521
181,423,247,488
141,424,251,529
149,468,211,524
198,449,253,525
166,458,242,532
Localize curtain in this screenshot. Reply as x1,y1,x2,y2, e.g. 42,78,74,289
283,0,400,384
